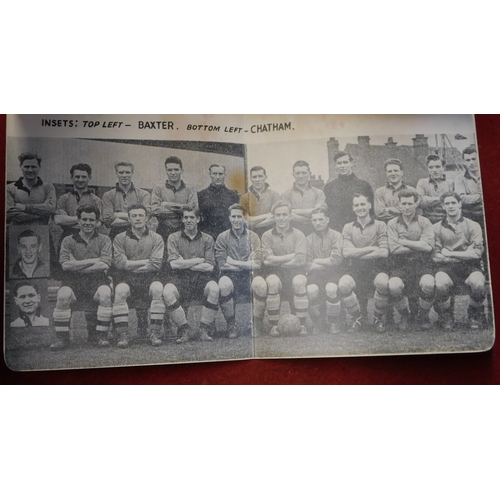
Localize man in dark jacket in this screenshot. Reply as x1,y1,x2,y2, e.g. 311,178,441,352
198,164,240,241
323,151,374,231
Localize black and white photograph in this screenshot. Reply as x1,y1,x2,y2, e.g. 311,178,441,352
5,116,254,370
246,127,494,358
3,114,494,371
8,225,50,279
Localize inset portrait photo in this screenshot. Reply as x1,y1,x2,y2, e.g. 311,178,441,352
10,280,50,328
9,225,50,279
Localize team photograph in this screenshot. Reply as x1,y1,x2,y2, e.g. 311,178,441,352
4,117,494,371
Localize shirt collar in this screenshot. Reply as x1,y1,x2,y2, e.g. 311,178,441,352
464,168,478,182
68,187,95,201
165,180,186,192
14,176,44,192
385,181,407,191
18,309,42,327
12,258,45,277
292,182,312,193
313,227,330,237
272,225,294,236
338,173,357,181
208,183,227,192
115,182,136,194
125,227,150,240
72,231,99,245
181,229,202,241
441,216,465,232
249,183,269,200
396,211,419,225
353,217,375,229
230,226,248,238
429,174,446,189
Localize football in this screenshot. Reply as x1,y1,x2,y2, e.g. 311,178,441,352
277,314,302,336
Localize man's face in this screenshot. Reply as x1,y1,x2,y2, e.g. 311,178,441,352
274,206,291,230
20,159,41,181
386,164,403,186
116,166,133,187
166,163,183,184
71,169,91,191
293,166,311,187
128,209,148,230
250,169,267,190
229,209,245,231
427,160,445,180
182,211,200,232
209,166,226,187
14,285,41,315
353,196,371,218
78,211,99,234
311,212,329,232
463,152,479,175
399,196,417,218
17,236,41,265
335,155,353,176
442,196,462,218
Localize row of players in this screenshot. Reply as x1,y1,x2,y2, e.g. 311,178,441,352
6,146,482,246
6,148,485,343
9,183,486,349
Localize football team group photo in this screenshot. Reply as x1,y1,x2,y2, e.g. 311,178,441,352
4,131,493,370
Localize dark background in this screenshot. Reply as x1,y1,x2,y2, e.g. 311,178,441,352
2,114,500,384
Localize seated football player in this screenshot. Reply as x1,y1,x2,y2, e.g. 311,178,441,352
111,204,165,348
50,205,113,350
341,194,390,332
215,204,261,338
251,200,309,336
305,205,362,334
419,192,486,331
163,207,220,343
385,189,435,330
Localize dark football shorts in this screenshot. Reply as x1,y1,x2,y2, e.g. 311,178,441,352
62,273,111,310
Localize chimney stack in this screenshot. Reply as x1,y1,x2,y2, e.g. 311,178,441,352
358,136,370,148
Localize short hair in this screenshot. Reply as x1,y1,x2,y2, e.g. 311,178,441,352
13,281,39,296
250,166,266,176
114,161,135,171
127,203,148,216
426,154,445,167
293,160,310,171
352,193,369,203
311,204,329,217
440,191,461,204
228,203,246,215
462,146,477,158
334,151,354,163
77,204,101,219
70,163,92,177
182,206,200,218
18,152,41,167
17,229,41,245
397,189,419,203
384,158,403,170
209,164,226,173
271,200,292,215
165,156,183,169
